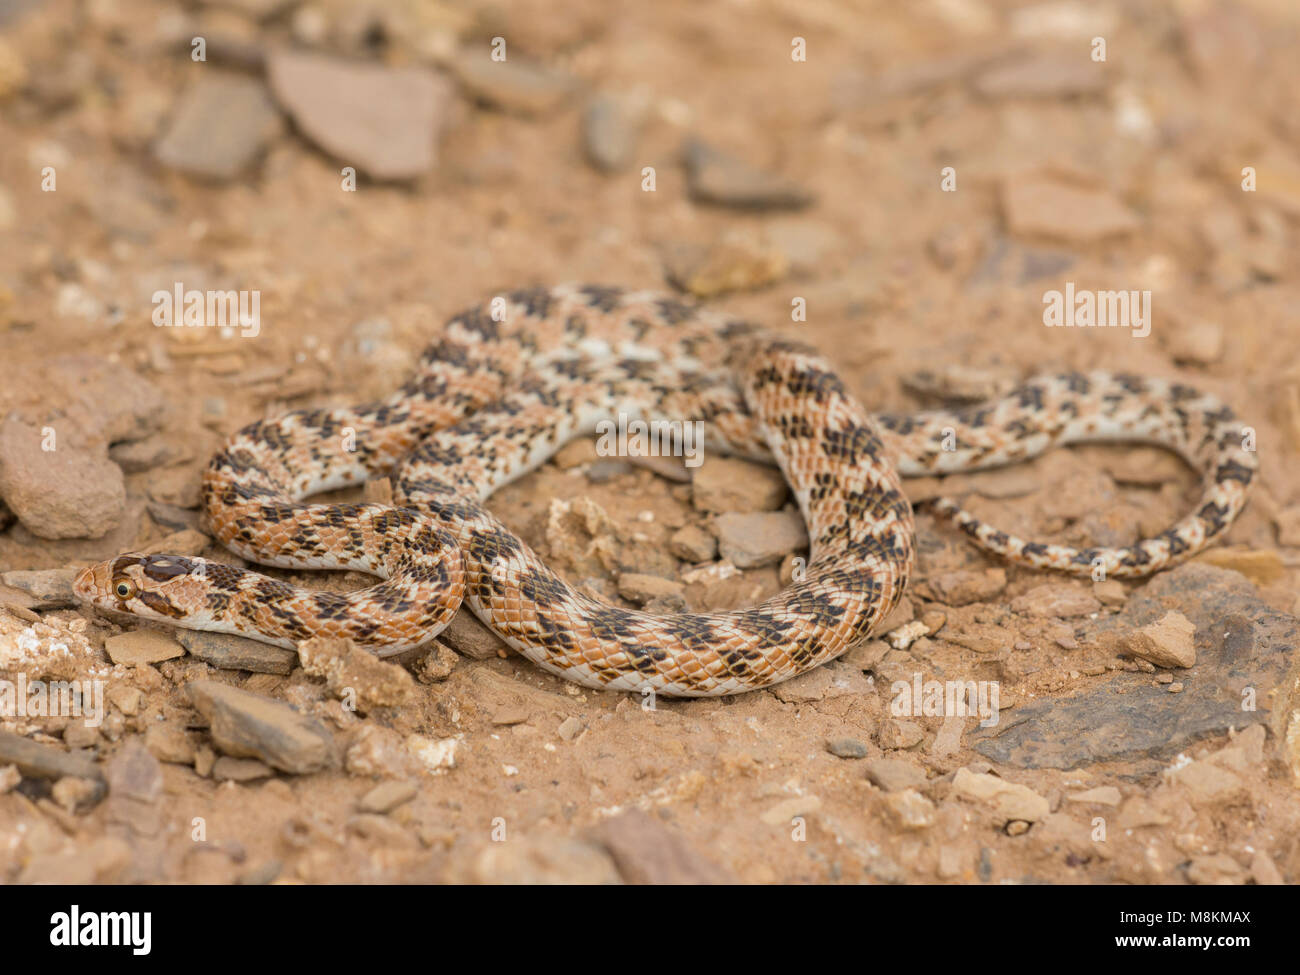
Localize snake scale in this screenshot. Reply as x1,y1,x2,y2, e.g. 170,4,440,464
74,284,1257,697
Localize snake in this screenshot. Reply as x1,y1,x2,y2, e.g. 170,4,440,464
73,285,1257,697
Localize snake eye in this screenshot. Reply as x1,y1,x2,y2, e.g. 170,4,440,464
115,582,134,599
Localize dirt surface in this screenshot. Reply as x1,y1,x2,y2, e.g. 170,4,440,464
1,0,1299,884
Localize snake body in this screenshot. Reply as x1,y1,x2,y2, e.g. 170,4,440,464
74,285,1256,697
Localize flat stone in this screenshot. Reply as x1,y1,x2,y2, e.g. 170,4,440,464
664,238,789,298
441,608,507,660
268,49,454,179
668,524,716,562
616,573,685,606
692,456,787,513
827,737,869,759
0,416,125,539
104,629,185,665
105,739,162,803
1,568,78,608
683,138,813,210
714,510,808,569
952,767,1049,824
176,630,296,675
450,53,578,116
583,93,644,172
972,565,1296,770
187,680,335,774
1010,583,1101,618
974,51,1107,98
212,756,274,782
0,729,104,785
928,568,1006,605
864,757,927,792
1002,176,1140,242
592,809,734,884
154,72,284,180
297,636,415,710
1119,611,1197,668
359,779,417,814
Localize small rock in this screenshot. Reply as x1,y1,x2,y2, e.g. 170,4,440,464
1002,176,1140,242
108,436,181,474
876,718,924,750
668,524,716,562
176,630,296,675
1064,785,1122,806
187,680,335,774
1,568,78,608
450,53,577,116
440,608,508,660
212,756,274,782
683,138,813,210
0,764,20,793
1010,583,1100,618
473,837,621,884
772,666,832,703
864,757,927,792
0,416,125,539
1162,318,1224,366
882,789,936,830
617,573,685,606
952,767,1049,824
592,808,733,883
51,775,100,813
406,735,458,773
1165,759,1244,804
154,72,284,180
106,685,145,717
1186,853,1247,886
557,716,585,742
104,629,186,665
491,704,530,726
297,636,415,710
414,641,459,683
583,93,644,172
692,456,786,513
826,737,869,759
1119,611,1196,669
713,510,808,569
105,739,162,803
144,724,197,765
664,238,788,298
1195,547,1284,586
928,568,1006,605
268,49,455,179
359,780,417,814
1092,579,1128,606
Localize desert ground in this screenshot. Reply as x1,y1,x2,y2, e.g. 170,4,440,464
0,0,1298,884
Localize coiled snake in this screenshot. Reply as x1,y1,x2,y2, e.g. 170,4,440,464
74,285,1257,697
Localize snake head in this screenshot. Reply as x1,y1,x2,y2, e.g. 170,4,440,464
74,554,202,622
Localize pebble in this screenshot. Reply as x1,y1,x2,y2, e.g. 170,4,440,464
951,767,1050,824
683,138,813,210
1009,583,1100,618
473,837,621,884
863,757,927,792
826,737,869,759
491,704,530,726
1091,579,1128,606
450,53,578,116
557,716,585,742
144,724,197,765
359,779,417,814
1118,611,1197,669
592,808,734,883
876,718,924,750
105,739,162,803
928,568,1006,605
297,636,415,710
268,49,455,179
108,436,182,473
414,641,459,683
176,630,296,675
1002,176,1140,242
0,416,125,539
154,72,284,180
664,238,789,298
1,568,78,608
187,680,335,774
668,524,717,562
1186,854,1247,886
1164,759,1245,804
52,775,101,813
1162,317,1224,366
583,93,644,172
691,456,787,513
882,789,936,830
212,756,274,782
0,764,19,793
104,629,186,665
713,510,808,569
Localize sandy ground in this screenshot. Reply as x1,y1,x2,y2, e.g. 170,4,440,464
0,0,1299,884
